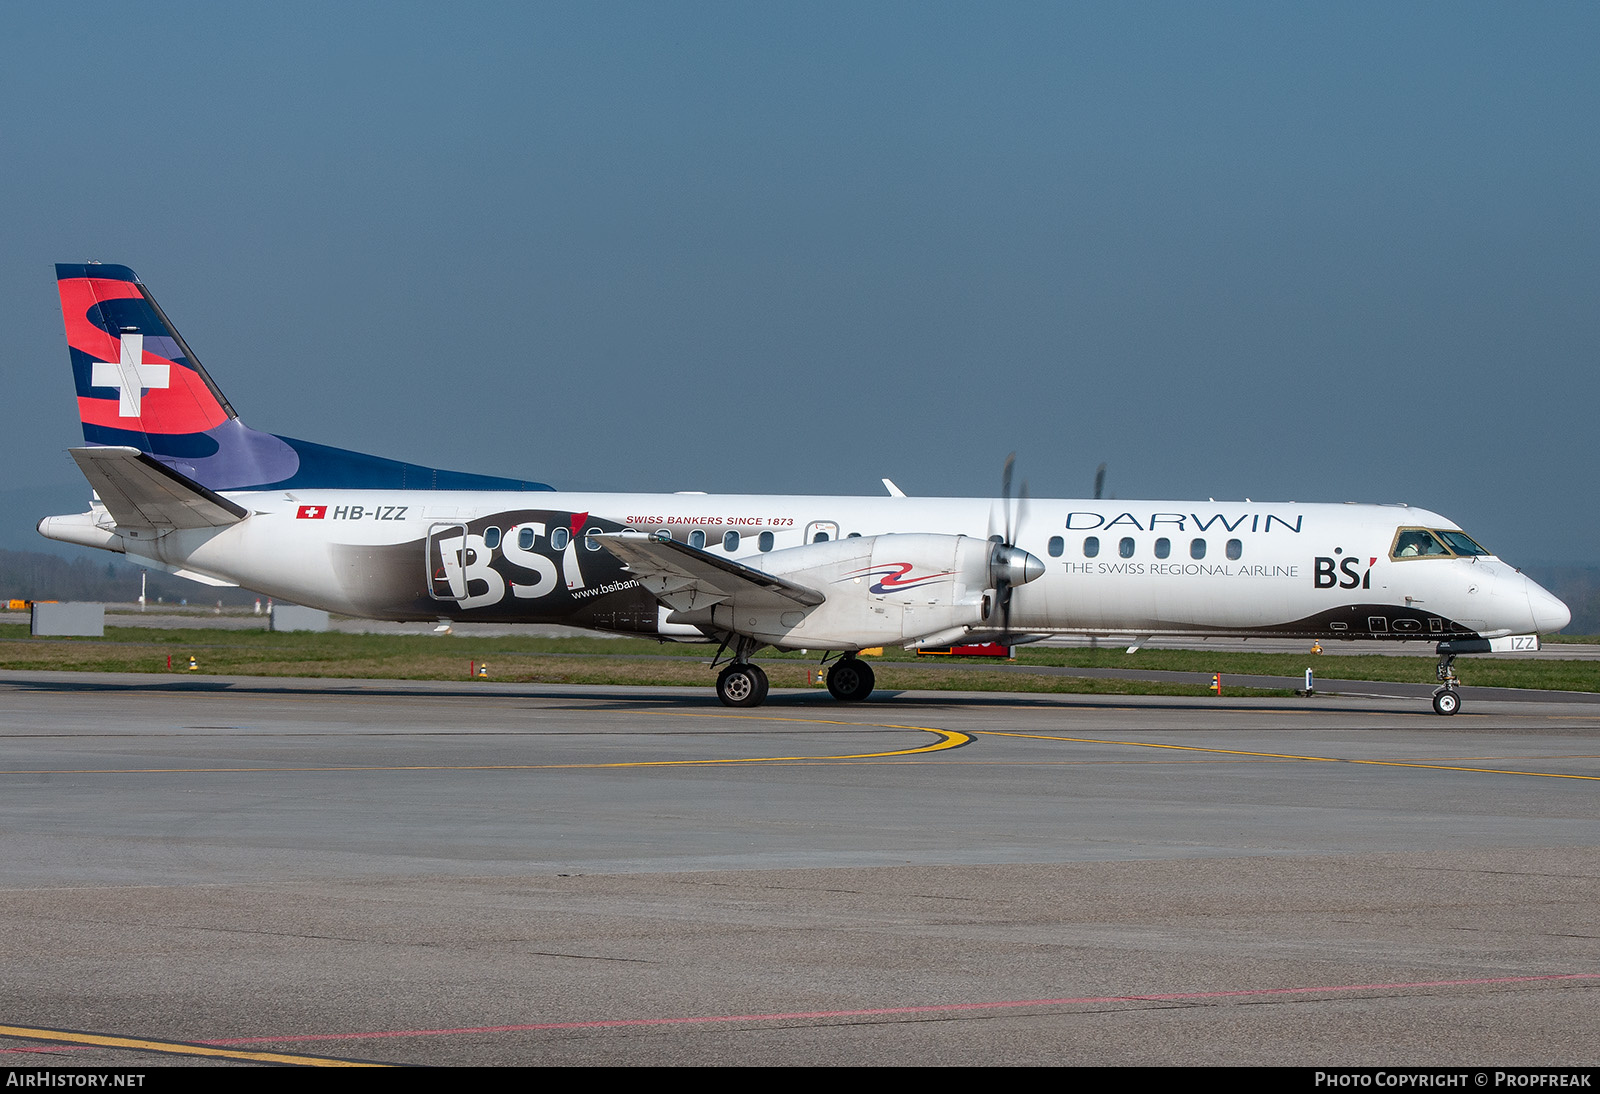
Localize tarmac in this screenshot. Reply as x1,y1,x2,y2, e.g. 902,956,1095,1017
1,671,1597,1066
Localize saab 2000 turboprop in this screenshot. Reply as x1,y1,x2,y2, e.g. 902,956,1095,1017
37,263,1570,713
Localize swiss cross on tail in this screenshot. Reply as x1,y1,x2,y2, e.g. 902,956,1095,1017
297,505,326,519
90,333,170,418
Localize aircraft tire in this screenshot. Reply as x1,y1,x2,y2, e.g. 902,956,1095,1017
826,658,875,702
717,664,768,707
1432,688,1460,716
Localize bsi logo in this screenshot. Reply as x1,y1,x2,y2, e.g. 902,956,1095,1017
1314,554,1375,590
426,510,626,610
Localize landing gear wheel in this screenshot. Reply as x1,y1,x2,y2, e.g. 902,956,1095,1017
826,658,875,702
717,664,768,708
1432,688,1460,716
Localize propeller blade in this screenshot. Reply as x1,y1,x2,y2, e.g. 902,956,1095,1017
1093,462,1106,501
1001,452,1019,546
996,455,1035,636
989,451,1017,547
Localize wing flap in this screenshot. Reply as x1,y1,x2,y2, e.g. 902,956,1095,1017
69,446,248,530
595,533,825,613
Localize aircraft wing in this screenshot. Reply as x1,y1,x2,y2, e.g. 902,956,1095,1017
595,533,825,613
68,446,249,531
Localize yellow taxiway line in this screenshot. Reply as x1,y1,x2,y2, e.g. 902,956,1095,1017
0,1023,385,1066
0,715,970,775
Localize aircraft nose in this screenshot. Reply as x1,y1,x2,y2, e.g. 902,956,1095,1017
1525,576,1571,634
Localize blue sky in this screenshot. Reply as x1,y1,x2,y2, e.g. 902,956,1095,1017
4,2,1597,563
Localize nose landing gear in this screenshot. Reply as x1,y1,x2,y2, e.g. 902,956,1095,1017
1432,646,1461,716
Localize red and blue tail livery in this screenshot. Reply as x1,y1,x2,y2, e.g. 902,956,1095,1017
59,263,232,444
56,263,550,494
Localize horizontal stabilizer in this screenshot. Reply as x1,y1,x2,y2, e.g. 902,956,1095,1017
69,446,248,530
595,533,825,614
167,567,241,588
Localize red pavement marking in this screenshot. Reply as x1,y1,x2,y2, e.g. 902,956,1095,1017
193,973,1600,1046
7,974,1591,1056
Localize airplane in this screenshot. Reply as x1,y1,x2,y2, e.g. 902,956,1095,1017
37,263,1571,714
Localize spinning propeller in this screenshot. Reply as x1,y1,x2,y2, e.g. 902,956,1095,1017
987,452,1045,637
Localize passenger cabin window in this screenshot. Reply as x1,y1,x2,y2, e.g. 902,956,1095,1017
759,531,774,552
688,530,705,550
1154,537,1170,559
1083,536,1100,558
1226,538,1242,560
1119,537,1135,559
723,530,740,551
550,527,570,551
1190,538,1206,560
482,527,501,550
517,527,535,550
1048,536,1064,558
813,531,829,542
584,527,602,551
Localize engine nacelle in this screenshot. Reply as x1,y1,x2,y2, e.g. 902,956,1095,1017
669,533,1040,651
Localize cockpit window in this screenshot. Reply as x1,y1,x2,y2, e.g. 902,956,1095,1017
1435,530,1489,556
1390,528,1458,560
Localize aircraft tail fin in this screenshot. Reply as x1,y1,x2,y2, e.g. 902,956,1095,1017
58,263,236,448
55,263,553,494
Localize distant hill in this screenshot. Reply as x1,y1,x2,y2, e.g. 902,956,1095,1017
1523,565,1600,636
0,548,263,608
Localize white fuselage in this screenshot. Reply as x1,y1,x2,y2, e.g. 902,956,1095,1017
42,489,1570,645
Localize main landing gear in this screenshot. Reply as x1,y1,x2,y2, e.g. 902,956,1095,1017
826,657,875,702
716,662,769,707
710,637,876,707
1432,646,1461,716
713,634,770,708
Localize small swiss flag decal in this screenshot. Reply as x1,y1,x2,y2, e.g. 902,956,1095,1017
297,505,326,520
